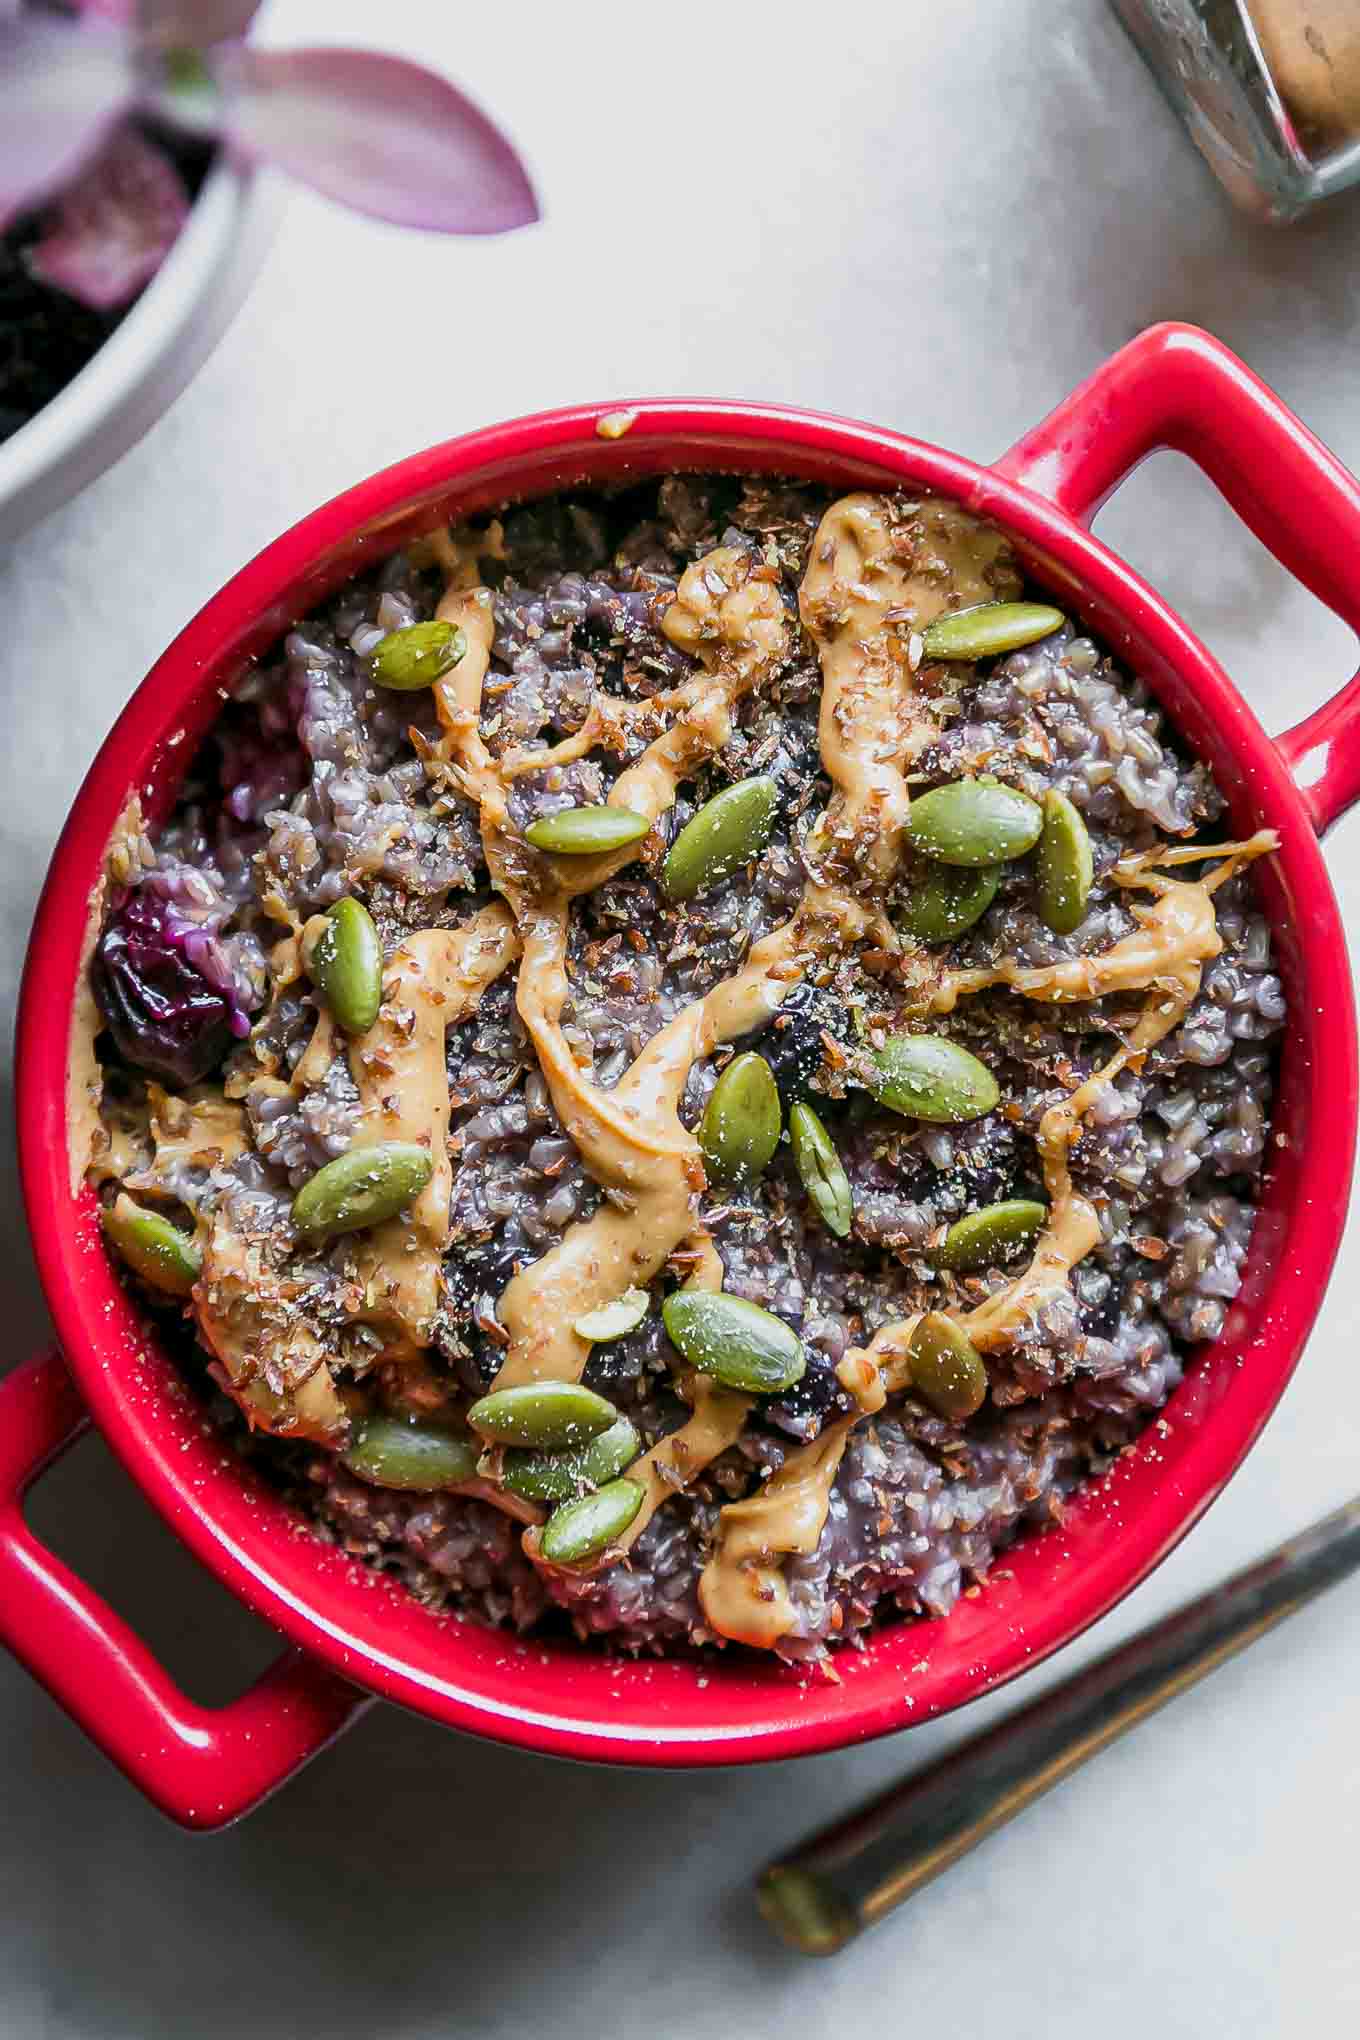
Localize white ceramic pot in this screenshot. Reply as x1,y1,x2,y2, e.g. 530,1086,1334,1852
0,152,274,543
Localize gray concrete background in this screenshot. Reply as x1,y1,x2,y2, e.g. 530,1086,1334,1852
3,3,1360,2033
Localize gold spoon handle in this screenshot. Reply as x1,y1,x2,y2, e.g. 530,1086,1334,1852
758,1495,1360,1954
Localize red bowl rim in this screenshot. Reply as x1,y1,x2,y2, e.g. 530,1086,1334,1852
16,396,1356,1765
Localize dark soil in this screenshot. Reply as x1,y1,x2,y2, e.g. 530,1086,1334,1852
0,127,211,447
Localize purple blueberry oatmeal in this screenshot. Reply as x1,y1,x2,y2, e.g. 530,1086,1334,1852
83,477,1283,1664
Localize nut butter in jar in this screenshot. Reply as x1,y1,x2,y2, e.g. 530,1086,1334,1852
1111,0,1360,221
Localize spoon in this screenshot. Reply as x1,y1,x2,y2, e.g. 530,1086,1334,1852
757,1493,1360,1954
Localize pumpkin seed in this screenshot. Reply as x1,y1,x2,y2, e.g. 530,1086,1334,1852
868,1035,1000,1123
662,776,779,901
292,1142,433,1241
909,1313,989,1421
467,1381,619,1450
1036,787,1094,936
662,1290,805,1394
574,1287,650,1342
540,1477,645,1565
102,1193,200,1296
788,1103,852,1238
921,601,1065,663
901,861,1002,943
310,895,383,1035
342,1416,478,1491
368,619,466,690
935,1198,1048,1272
524,804,651,855
699,1052,782,1184
904,778,1043,867
500,1415,641,1504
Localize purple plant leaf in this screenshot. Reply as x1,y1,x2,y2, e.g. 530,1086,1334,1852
0,15,136,224
214,45,538,235
25,127,190,310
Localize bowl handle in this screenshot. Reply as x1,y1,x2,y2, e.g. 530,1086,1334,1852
995,320,1360,836
0,1348,372,1829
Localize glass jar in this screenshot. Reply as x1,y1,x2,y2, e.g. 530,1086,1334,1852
1111,1,1360,221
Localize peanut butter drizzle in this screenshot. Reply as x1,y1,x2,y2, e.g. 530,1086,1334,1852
592,1241,751,1560
495,890,878,1401
697,1418,855,1649
689,498,1021,1637
121,1081,250,1218
190,914,518,1437
344,905,519,1356
799,494,1019,885
526,1372,752,1574
491,505,1014,1394
145,1083,250,1174
196,1213,348,1444
89,495,1282,1655
929,835,1276,1016
840,831,1278,1404
450,547,800,1389
949,836,1275,1349
431,584,522,898
407,503,1274,1651
70,799,151,1192
293,994,336,1090
209,538,788,1415
419,501,1029,1631
617,1377,751,1551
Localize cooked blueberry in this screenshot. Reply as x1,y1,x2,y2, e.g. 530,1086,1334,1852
743,981,849,1103
440,1240,520,1392
92,887,245,1086
760,1348,854,1441
445,1229,524,1314
582,1329,655,1394
889,1117,1022,1218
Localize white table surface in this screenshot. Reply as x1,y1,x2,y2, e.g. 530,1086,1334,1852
4,3,1360,2034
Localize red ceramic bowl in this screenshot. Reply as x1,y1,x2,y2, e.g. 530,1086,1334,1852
4,323,1359,1830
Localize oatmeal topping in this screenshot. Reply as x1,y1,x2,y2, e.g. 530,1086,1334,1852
86,477,1284,1665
